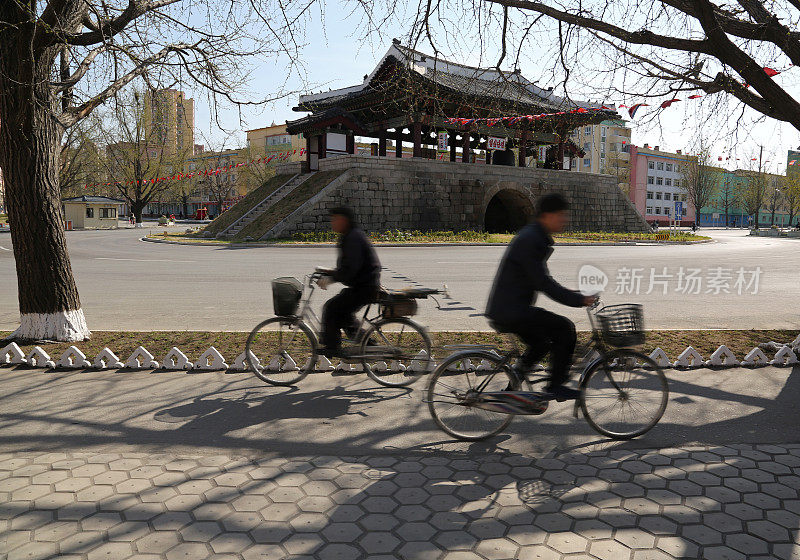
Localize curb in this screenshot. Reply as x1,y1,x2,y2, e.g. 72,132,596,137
141,237,713,249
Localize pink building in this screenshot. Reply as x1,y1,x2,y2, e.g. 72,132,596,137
629,144,695,226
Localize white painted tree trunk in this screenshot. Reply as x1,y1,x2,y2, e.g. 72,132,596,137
9,309,91,342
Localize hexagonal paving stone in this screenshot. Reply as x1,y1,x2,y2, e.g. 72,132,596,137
743,492,781,509
360,496,398,513
282,532,325,555
358,531,400,554
725,532,769,556
166,542,211,559
250,524,291,544
638,515,678,536
11,510,55,530
134,532,180,554
180,521,223,542
34,520,80,542
106,520,151,542
681,523,724,546
468,517,507,539
260,503,299,522
7,541,59,559
209,532,254,554
395,521,436,541
622,497,660,516
359,513,399,531
589,539,632,560
81,512,123,532
656,535,699,558
290,512,328,533
321,522,364,543
435,530,479,550
86,541,134,560
545,532,588,554
723,502,763,521
396,541,443,560
615,528,656,549
702,545,747,560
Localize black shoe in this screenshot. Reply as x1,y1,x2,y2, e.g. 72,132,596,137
544,386,581,402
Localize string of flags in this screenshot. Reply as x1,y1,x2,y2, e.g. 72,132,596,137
445,65,789,124
83,148,306,190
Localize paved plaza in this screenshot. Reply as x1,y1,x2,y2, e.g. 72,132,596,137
1,364,800,558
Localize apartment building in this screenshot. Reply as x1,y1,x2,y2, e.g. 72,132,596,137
628,144,695,225
569,119,632,177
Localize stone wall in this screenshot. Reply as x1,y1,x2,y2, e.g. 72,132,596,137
265,155,650,238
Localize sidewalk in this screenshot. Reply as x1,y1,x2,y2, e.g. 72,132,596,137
3,444,799,559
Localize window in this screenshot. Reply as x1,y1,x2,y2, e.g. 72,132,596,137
584,126,591,134
655,207,661,214
664,193,671,201
682,194,688,202
656,177,663,185
100,207,117,219
646,207,653,215
600,126,607,136
583,143,590,151
647,176,654,185
583,158,590,167
657,162,664,170
648,161,655,170
571,159,577,169
666,163,673,172
665,178,672,186
86,207,94,218
656,192,663,200
646,192,653,199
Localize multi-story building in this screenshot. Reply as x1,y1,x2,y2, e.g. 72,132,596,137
144,89,194,157
569,119,632,183
246,123,306,162
628,144,696,225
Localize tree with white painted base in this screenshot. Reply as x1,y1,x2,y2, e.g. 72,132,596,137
0,0,303,341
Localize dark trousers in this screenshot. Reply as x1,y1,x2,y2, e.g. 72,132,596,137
320,287,375,351
497,307,577,389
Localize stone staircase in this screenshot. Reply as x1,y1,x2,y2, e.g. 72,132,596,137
218,172,315,239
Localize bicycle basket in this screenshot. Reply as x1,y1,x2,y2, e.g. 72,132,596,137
272,277,303,316
383,297,418,318
596,304,645,347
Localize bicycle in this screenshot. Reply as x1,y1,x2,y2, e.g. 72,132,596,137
246,268,444,388
426,298,669,441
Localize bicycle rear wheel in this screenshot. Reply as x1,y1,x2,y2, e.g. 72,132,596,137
246,317,317,386
360,318,433,387
580,349,668,440
426,351,516,441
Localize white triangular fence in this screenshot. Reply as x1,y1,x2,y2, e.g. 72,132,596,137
771,345,799,367
56,346,91,369
195,347,228,370
707,345,739,367
1,342,26,365
25,347,55,369
742,347,769,366
674,346,704,368
162,347,194,370
648,348,672,368
231,351,259,372
125,346,159,369
93,348,124,369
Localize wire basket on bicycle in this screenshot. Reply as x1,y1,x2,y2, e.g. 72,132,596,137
595,303,645,347
272,277,303,316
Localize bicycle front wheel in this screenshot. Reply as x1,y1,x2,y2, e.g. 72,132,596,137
580,349,669,440
426,351,516,441
360,318,433,387
246,317,317,386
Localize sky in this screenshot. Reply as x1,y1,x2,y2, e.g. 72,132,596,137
188,2,800,175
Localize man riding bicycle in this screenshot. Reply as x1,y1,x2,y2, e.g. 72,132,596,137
317,207,381,358
486,193,597,401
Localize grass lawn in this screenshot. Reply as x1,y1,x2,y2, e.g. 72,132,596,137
200,173,291,236
148,229,710,246
0,214,7,224
2,329,795,369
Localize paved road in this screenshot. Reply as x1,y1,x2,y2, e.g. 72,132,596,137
1,365,800,559
0,228,797,332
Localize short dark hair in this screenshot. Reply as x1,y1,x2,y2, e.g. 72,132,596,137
329,206,356,224
536,193,570,216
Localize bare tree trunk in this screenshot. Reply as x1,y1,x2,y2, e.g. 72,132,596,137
0,38,90,341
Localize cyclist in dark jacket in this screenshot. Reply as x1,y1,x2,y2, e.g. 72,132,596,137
486,193,596,401
318,207,381,357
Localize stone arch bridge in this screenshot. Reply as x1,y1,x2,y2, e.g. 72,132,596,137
265,156,649,239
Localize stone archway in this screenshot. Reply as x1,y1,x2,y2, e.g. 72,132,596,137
483,188,535,233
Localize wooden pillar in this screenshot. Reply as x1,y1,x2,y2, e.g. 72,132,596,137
319,133,327,160
346,133,355,155
556,139,565,169
378,132,387,157
412,122,422,158
519,131,528,167
448,130,457,162
462,132,471,163
395,128,403,158
305,135,312,170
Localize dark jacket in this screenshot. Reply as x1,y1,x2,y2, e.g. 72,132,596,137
486,222,584,324
333,227,381,289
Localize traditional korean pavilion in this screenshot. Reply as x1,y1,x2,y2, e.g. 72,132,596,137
286,40,619,170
